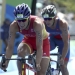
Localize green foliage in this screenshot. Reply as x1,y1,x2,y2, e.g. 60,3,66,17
50,0,75,13
6,0,32,7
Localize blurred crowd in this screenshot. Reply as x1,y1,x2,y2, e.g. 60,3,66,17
0,18,11,52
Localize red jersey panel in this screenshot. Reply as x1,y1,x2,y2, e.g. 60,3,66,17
18,15,37,37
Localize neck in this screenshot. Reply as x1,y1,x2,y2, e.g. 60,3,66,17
25,18,30,30
51,19,55,27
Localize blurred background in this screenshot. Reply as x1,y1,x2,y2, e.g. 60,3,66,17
0,0,75,75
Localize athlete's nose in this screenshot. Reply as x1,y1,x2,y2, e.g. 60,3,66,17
19,22,24,24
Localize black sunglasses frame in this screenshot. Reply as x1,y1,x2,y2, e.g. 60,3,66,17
44,18,53,21
17,19,28,22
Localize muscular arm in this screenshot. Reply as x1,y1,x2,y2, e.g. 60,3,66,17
60,21,69,59
5,22,17,64
34,20,43,65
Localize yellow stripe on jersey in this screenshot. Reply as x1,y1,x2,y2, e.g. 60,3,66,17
42,24,49,39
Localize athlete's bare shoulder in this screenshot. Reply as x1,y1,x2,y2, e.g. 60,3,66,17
59,18,68,26
35,16,43,24
10,20,19,32
33,16,44,29
58,18,69,35
58,18,68,29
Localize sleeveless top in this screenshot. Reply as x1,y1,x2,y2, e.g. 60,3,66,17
18,15,48,39
45,19,62,39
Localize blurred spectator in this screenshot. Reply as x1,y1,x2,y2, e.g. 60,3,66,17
0,18,11,51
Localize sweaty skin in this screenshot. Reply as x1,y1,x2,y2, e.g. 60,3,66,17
58,18,69,75
59,19,69,59
1,16,50,75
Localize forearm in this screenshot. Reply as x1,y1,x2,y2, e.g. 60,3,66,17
36,48,43,64
5,47,13,63
62,43,68,59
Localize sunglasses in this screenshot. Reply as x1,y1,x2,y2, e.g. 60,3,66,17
44,18,53,21
17,18,28,22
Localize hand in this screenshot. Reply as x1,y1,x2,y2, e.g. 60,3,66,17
59,57,64,65
0,60,8,71
35,64,41,71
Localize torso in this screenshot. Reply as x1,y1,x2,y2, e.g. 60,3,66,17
45,19,62,39
17,15,49,39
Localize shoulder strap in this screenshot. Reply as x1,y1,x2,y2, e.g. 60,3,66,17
56,19,60,29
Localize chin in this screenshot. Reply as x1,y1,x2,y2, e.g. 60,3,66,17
20,26,25,29
48,25,52,27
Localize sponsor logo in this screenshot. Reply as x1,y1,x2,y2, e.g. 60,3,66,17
17,14,23,18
